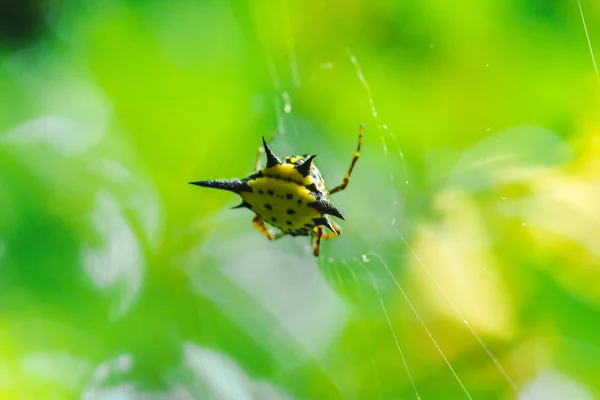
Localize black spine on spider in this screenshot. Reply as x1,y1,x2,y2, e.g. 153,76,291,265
262,137,282,167
189,178,250,193
295,155,316,176
308,198,344,220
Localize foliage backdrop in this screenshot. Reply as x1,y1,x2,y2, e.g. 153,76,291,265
1,0,599,399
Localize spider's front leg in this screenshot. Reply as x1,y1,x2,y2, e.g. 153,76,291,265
312,220,342,257
328,124,363,195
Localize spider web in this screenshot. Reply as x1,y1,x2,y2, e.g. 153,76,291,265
192,2,600,400
261,52,510,399
8,1,594,398
1,0,598,398
243,27,508,400
53,1,596,399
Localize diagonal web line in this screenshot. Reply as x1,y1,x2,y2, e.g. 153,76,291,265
577,0,600,82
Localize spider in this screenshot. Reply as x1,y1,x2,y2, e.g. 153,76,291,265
190,124,363,257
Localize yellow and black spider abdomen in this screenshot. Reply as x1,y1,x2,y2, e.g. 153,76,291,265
190,125,363,256
190,140,344,237
239,155,341,236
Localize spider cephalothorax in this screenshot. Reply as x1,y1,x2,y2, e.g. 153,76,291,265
190,125,363,256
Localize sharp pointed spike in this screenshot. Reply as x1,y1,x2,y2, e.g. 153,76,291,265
189,179,250,193
262,136,282,168
324,218,337,232
313,217,337,233
308,199,346,220
295,155,316,177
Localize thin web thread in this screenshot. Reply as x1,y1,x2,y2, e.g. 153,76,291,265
262,35,296,138
343,260,383,400
265,55,287,137
354,260,421,399
347,49,522,397
395,232,523,397
367,252,473,400
577,0,600,82
262,8,300,142
282,0,301,87
347,48,408,224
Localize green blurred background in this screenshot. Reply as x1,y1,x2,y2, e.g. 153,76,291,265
1,0,599,399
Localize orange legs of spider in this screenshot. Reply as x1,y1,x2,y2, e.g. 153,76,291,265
252,215,286,241
312,220,342,257
329,124,363,195
254,214,340,256
252,215,274,240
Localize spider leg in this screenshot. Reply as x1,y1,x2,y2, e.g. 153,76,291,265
322,219,342,240
328,124,363,195
252,215,271,240
312,220,342,256
313,226,324,257
252,215,286,241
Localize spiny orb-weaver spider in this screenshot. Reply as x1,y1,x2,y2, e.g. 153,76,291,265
190,125,363,257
